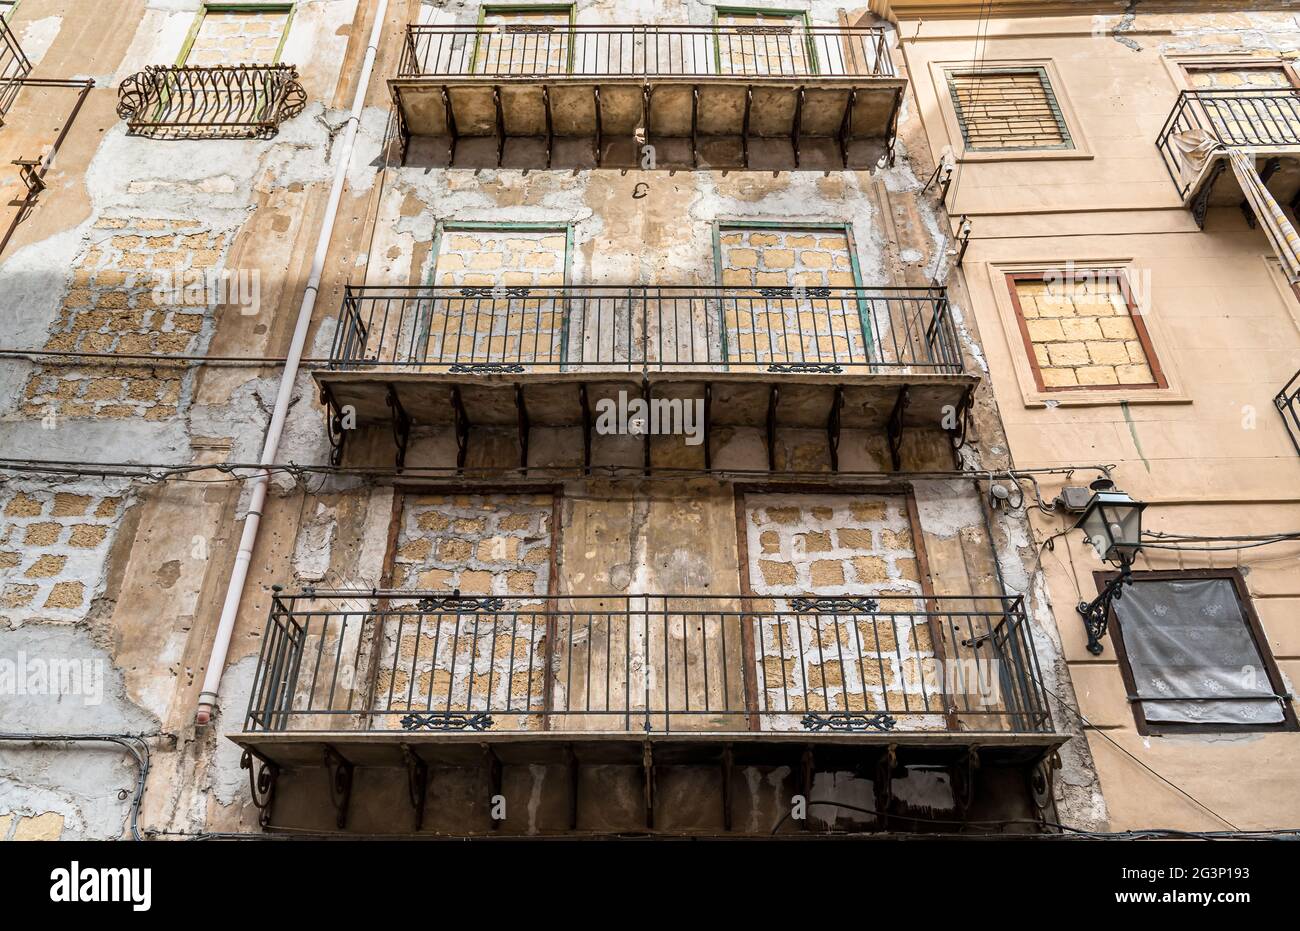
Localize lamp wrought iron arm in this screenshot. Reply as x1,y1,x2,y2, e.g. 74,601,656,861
1076,555,1133,655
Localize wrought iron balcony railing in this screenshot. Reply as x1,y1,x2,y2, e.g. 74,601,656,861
397,24,894,81
244,592,1051,735
1157,89,1300,197
330,285,961,375
0,15,31,123
1278,368,1300,457
117,64,307,140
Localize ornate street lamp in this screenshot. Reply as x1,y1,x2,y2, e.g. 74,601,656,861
1074,479,1146,655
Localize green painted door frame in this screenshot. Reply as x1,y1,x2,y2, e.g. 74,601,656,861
712,7,819,76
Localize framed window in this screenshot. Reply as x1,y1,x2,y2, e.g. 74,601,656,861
472,4,576,76
1006,269,1166,392
713,8,817,77
419,221,573,366
712,221,870,368
945,66,1073,151
1103,569,1297,735
178,3,295,68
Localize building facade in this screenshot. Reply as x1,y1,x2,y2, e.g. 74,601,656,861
0,0,1290,839
879,0,1300,831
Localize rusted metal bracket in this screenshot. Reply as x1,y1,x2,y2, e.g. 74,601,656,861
690,85,699,168
1192,160,1226,230
741,87,752,168
324,744,354,830
838,88,857,169
791,87,805,168
401,743,428,831
542,84,554,169
320,383,347,467
827,384,844,472
452,384,469,472
386,383,410,471
703,383,713,471
593,86,603,164
240,748,279,830
641,376,652,476
515,383,529,473
579,383,592,474
721,743,734,832
887,385,910,471
1241,156,1281,228
442,84,457,165
493,85,506,167
641,740,656,829
483,742,503,831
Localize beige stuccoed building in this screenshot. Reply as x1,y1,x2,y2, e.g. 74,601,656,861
875,0,1300,831
0,0,1291,840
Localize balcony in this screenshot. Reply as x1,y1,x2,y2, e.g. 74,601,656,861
116,64,307,140
391,24,903,169
1278,368,1300,458
231,592,1060,831
1157,89,1300,226
315,285,974,471
0,15,32,124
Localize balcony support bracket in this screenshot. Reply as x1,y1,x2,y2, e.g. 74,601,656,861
641,740,656,829
721,744,734,832
704,383,713,471
483,743,503,831
642,376,652,476
838,89,857,169
1241,156,1282,229
828,384,844,472
452,385,469,472
386,383,410,471
887,385,910,471
401,743,428,831
566,743,580,830
792,87,805,169
543,84,554,169
240,748,279,830
875,745,897,831
580,383,593,474
593,86,603,165
952,748,980,815
323,744,354,830
1191,160,1226,230
741,88,752,168
515,384,529,474
798,746,814,832
691,85,700,168
442,85,457,166
320,383,347,467
493,85,505,168
767,384,780,471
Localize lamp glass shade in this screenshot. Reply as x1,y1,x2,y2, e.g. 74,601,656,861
1077,490,1145,563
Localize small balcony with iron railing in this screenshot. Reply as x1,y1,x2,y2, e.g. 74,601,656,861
231,591,1059,831
390,24,903,169
1157,89,1300,226
116,64,307,139
315,285,974,471
1277,368,1300,458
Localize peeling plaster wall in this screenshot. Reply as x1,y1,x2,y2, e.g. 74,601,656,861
0,0,366,839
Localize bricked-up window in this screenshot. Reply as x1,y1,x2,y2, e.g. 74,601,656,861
946,67,1072,151
1007,270,1166,391
182,4,293,68
475,5,574,75
716,224,868,367
715,9,815,77
1107,571,1297,734
421,224,570,365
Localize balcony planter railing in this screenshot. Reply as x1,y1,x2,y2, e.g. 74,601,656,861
1157,88,1300,197
397,24,894,81
0,15,31,123
330,285,962,375
244,592,1051,735
1278,368,1300,457
117,64,307,140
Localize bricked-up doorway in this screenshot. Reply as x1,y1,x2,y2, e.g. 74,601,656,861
368,489,560,731
735,487,952,731
712,222,873,370
416,222,572,369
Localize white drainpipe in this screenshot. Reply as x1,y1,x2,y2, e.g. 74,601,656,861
196,0,391,726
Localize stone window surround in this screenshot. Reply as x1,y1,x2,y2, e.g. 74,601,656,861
1100,568,1298,737
1005,267,1167,394
927,57,1092,163
984,259,1189,409
177,1,296,68
1161,52,1300,93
